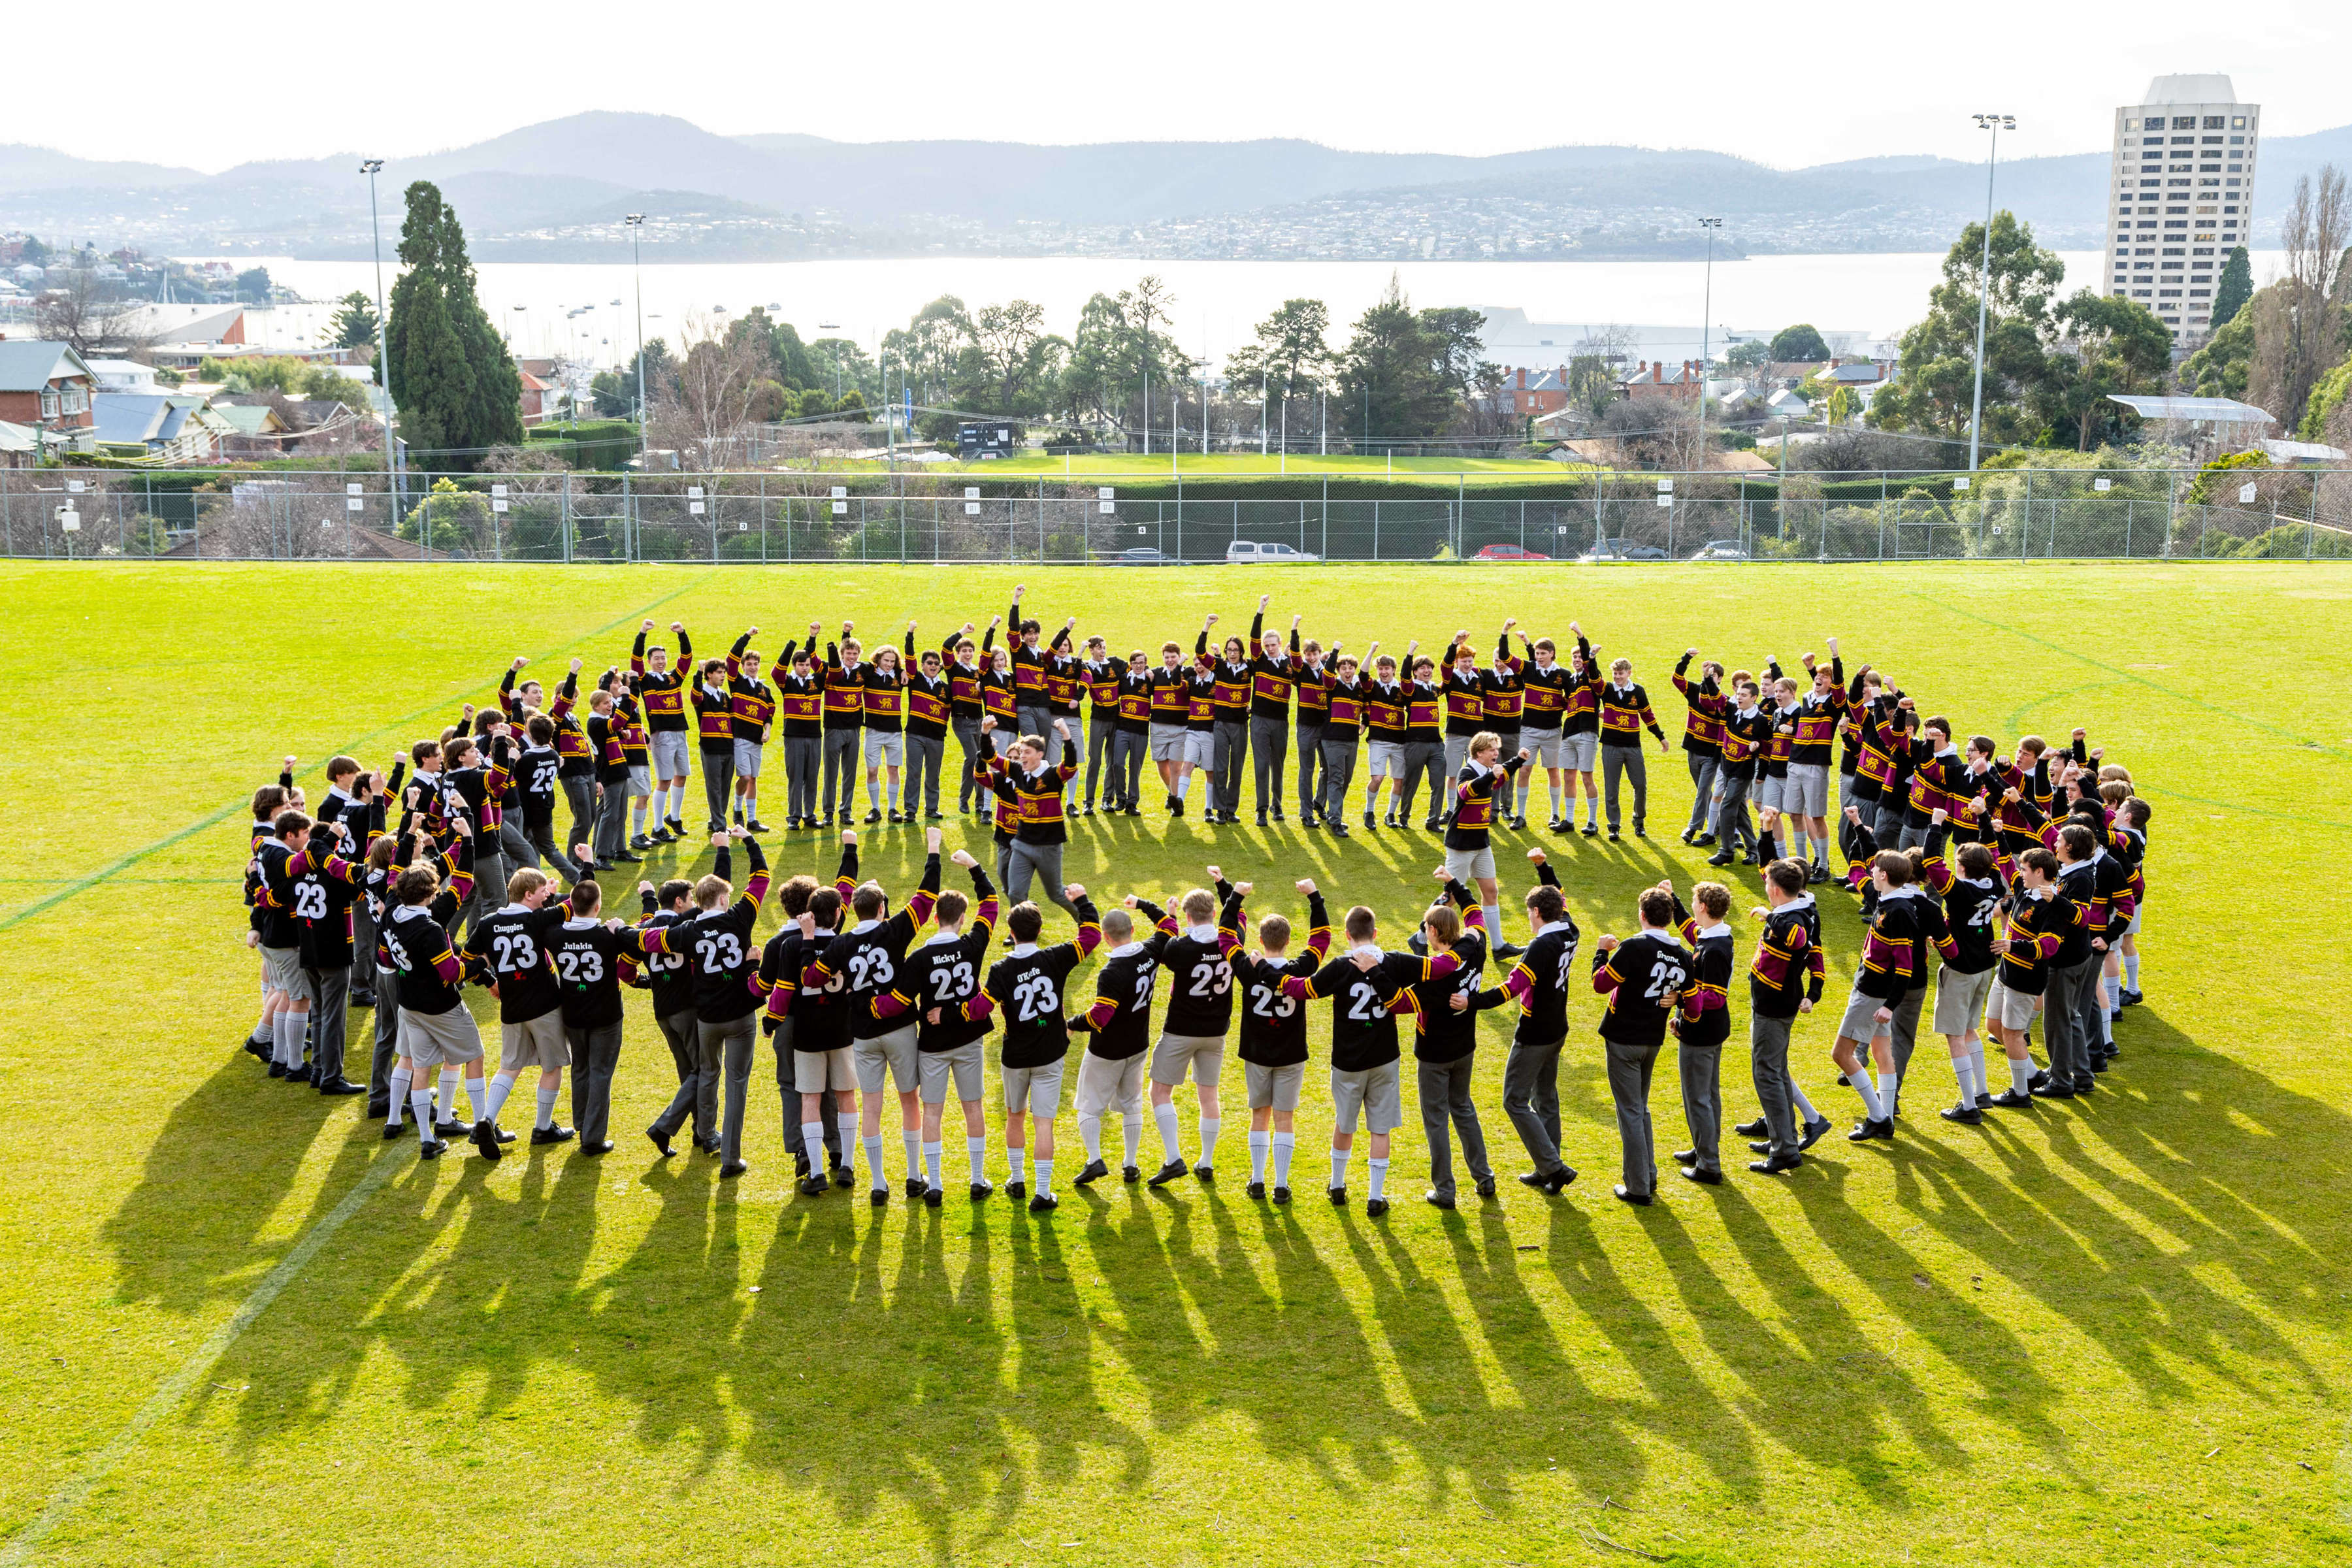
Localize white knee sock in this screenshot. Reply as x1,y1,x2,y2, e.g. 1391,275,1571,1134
903,1130,923,1178
1007,1146,1026,1184
1330,1147,1350,1190
1120,1114,1142,1169
863,1134,885,1189
632,802,647,837
966,1135,986,1179
1033,1156,1054,1196
1078,1113,1103,1161
923,1141,942,1189
1154,1102,1183,1161
1368,1157,1389,1200
467,1075,491,1122
275,1012,302,1068
250,1012,272,1046
435,1068,459,1122
483,1070,516,1122
2103,974,2121,1013
410,1089,437,1145
1876,1067,1901,1112
1967,1040,1987,1100
2009,1056,2033,1094
1952,1056,1977,1107
802,1121,826,1170
1482,904,1503,942
535,1086,558,1130
1175,774,1190,801
2123,954,2140,990
1789,1081,1820,1123
1851,1070,1887,1122
1198,1117,1220,1166
836,1112,859,1175
387,1066,412,1125
1249,1129,1270,1182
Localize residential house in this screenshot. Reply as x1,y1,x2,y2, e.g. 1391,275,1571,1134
1619,360,1705,404
212,400,291,457
518,366,552,426
0,418,37,468
1493,365,1573,416
0,340,97,435
85,357,163,395
90,393,232,463
1762,388,1812,422
1815,359,1897,414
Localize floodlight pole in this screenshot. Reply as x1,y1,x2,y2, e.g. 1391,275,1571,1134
360,159,400,504
624,214,648,474
1697,217,1722,442
1967,114,2014,473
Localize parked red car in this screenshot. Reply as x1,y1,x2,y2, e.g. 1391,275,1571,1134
1472,544,1550,562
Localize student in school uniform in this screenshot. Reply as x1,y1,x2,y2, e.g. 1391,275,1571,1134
1588,889,1693,1204
1226,882,1331,1203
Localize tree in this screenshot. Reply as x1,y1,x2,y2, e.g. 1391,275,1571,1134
1867,211,2066,447
1224,299,1333,447
650,313,773,466
1724,338,1773,371
2040,291,2174,450
234,266,272,303
1335,276,1461,448
33,268,154,357
1768,323,1831,362
2210,247,2254,329
326,291,380,351
1054,282,1187,440
384,180,523,466
2247,165,2349,431
2182,301,2257,400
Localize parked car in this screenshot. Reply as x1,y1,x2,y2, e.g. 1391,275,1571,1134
1689,540,1748,560
1225,540,1318,564
1109,547,1169,566
1581,538,1669,562
1472,544,1551,563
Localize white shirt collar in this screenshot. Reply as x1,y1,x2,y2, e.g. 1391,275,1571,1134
1776,892,1816,914
1011,941,1039,957
1693,921,1731,939
563,917,599,930
924,927,964,946
852,917,880,933
1348,941,1383,959
498,901,531,915
1108,939,1145,958
1185,923,1220,943
1539,918,1577,937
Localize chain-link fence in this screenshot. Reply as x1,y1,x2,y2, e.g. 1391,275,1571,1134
4,466,2344,564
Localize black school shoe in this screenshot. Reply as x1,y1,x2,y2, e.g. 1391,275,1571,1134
1073,1158,1110,1186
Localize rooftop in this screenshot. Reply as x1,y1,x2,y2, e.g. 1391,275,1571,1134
2141,74,2238,105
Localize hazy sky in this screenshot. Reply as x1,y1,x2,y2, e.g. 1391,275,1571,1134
12,1,2344,172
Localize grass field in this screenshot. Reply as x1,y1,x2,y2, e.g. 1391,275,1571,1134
3,561,2347,1567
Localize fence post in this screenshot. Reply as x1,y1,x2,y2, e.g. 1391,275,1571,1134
1373,500,1380,561
1878,474,1887,561
561,474,572,563
2124,498,2132,559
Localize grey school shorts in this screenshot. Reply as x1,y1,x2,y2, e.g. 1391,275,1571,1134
854,1024,920,1094
1836,982,1893,1044
1987,979,2040,1033
1754,774,1786,813
1183,729,1215,768
1073,1049,1148,1118
1331,1060,1403,1134
732,739,763,778
1245,1060,1305,1111
863,730,904,767
1522,726,1563,767
259,943,304,996
1785,762,1830,817
1367,740,1405,777
1932,966,1997,1036
1149,723,1186,762
1002,1059,1066,1120
792,1044,857,1094
399,1005,485,1073
1151,1032,1226,1087
919,1040,985,1103
651,730,690,780
1444,845,1497,882
499,1009,570,1072
628,764,653,796
1561,732,1598,772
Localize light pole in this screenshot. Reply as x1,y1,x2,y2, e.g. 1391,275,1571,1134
1967,114,2016,472
359,159,400,503
1697,216,1723,449
623,214,647,472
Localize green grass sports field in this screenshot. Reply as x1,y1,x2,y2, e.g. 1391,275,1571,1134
1,561,2345,1567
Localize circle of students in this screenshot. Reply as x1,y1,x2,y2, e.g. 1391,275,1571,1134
241,587,2152,1216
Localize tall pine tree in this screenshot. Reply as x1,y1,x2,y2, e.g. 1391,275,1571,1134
384,181,522,467
2210,246,2254,329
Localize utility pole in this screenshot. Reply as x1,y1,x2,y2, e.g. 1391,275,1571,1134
1967,114,2016,473
1697,216,1722,457
624,213,648,473
360,160,400,505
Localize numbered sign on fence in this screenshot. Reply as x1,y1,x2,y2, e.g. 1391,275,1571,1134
1655,494,1673,508
66,479,85,494
1953,476,1970,491
346,483,363,496
688,501,704,515
964,502,981,515
830,486,847,499
1098,487,1114,500
491,484,509,498
346,497,363,512
2238,482,2258,504
2094,478,2112,493
736,521,747,532
1100,500,1115,514
687,485,704,500
831,500,847,515
1656,478,1673,493
964,487,980,499
492,498,510,514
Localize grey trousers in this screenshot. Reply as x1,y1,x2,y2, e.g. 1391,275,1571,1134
466,842,506,938
498,818,536,870
1501,1035,1569,1176
1605,1038,1661,1199
704,1012,759,1165
1838,767,1859,819
906,732,946,815
1213,719,1247,812
1249,715,1288,813
652,1005,712,1143
562,775,596,866
2045,958,2099,1086
1085,717,1118,805
1750,1013,1801,1159
785,734,821,820
1713,774,1756,855
1320,738,1358,822
1418,1055,1492,1201
1898,821,1931,852
700,749,736,832
821,729,859,819
1016,704,1053,749
1106,730,1145,806
523,811,577,879
1676,1039,1723,1174
1006,840,1081,920
1887,983,1928,1085
1685,753,1720,835
953,716,987,809
1396,740,1445,821
1872,795,1908,845
594,778,630,858
565,1021,623,1146
301,964,350,1083
1296,722,1325,816
368,966,400,1104
1602,743,1648,832
348,902,378,997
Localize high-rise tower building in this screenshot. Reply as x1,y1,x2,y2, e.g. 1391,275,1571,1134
2103,75,2257,340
